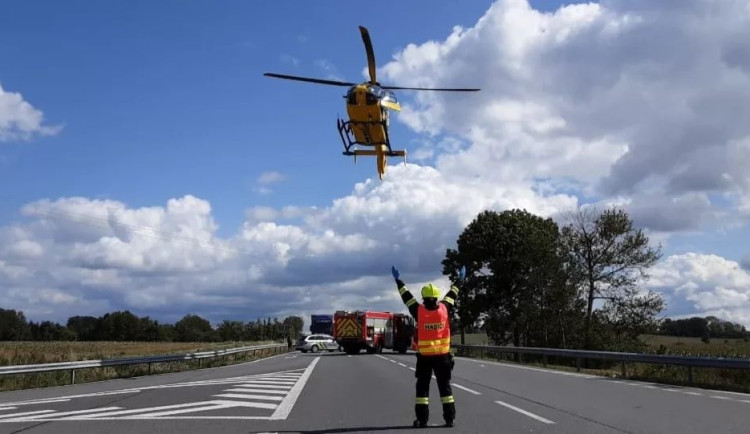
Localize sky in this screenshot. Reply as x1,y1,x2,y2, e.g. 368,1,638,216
2,0,750,330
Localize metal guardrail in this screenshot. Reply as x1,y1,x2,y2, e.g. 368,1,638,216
451,344,750,385
0,343,288,384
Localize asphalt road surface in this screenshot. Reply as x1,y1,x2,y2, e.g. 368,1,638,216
1,350,749,433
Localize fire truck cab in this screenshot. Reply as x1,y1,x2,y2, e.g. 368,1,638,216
334,310,414,355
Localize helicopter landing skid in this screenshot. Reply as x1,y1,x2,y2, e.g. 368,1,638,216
343,149,407,166
337,118,403,154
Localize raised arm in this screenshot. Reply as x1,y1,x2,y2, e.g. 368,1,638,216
392,266,419,319
441,266,464,316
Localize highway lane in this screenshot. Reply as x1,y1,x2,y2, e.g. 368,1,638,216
0,350,749,433
381,353,750,433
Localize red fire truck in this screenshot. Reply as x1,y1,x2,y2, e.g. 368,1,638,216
334,310,415,354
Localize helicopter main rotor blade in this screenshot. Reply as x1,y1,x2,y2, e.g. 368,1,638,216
264,73,356,87
381,85,481,91
359,26,377,85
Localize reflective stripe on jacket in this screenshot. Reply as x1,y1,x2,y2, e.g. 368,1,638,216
416,303,450,355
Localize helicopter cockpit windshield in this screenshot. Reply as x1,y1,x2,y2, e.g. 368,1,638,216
380,90,401,112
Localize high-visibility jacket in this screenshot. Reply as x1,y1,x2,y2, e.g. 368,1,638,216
416,303,451,355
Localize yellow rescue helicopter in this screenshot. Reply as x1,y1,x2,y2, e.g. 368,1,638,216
264,26,480,180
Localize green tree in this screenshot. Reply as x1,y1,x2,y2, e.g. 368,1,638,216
560,206,663,350
0,308,30,340
66,316,99,340
217,320,244,341
96,311,142,341
175,314,214,342
445,209,573,349
282,316,304,338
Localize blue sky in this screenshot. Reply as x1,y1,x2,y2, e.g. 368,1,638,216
2,0,750,327
1,0,509,234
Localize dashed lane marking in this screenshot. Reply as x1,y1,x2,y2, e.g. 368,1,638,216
377,355,482,396
495,400,555,424
452,384,481,395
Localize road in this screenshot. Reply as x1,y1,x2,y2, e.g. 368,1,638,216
1,350,749,433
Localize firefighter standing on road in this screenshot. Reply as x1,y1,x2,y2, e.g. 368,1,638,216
391,265,464,428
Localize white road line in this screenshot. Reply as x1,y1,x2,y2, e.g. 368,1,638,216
0,393,123,407
68,402,210,419
663,389,680,392
711,396,732,400
0,354,297,408
0,407,16,411
740,400,750,404
461,357,596,379
409,367,416,371
120,403,234,418
62,416,273,420
5,407,122,421
235,383,290,389
0,398,72,407
452,383,481,395
224,388,287,395
397,363,407,367
701,389,750,398
270,357,320,420
237,380,296,385
0,410,56,420
462,356,750,399
212,400,279,410
79,400,279,420
213,394,284,401
495,400,555,424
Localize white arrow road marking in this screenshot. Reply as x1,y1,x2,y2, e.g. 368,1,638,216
224,388,287,395
0,410,56,419
213,394,284,401
270,356,320,420
0,360,320,421
3,407,122,422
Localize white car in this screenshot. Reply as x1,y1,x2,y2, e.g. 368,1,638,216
296,334,338,353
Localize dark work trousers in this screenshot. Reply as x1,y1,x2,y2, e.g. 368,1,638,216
414,353,455,423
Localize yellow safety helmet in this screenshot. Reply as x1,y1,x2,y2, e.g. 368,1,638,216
421,283,440,299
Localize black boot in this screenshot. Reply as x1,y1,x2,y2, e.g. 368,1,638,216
444,419,455,427
413,419,428,428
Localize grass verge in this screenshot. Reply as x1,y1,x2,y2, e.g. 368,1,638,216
0,340,289,392
452,334,750,394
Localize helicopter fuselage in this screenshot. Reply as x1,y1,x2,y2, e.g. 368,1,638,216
344,83,401,147
337,83,405,179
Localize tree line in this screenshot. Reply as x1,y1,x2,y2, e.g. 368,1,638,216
0,308,304,342
442,206,670,352
657,316,748,341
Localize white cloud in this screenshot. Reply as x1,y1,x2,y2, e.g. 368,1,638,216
280,54,299,68
315,59,345,81
253,171,286,195
647,253,750,326
258,171,285,185
0,81,62,142
379,0,750,219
